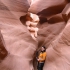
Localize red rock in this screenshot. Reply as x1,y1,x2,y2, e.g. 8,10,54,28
62,3,70,22
0,0,70,70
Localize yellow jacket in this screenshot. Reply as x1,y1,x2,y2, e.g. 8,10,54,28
38,51,46,62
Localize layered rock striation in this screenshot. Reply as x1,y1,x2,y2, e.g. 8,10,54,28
0,0,70,70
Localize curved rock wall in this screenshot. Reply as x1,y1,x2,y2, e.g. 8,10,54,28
44,18,70,70
28,0,66,14
0,0,38,70
0,0,70,70
36,2,70,70
0,31,8,60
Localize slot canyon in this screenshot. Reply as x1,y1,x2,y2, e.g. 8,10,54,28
0,0,70,70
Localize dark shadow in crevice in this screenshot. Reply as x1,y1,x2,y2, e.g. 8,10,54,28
0,32,8,60
33,50,38,70
38,15,64,24
20,13,33,25
33,48,42,70
20,16,26,25
66,0,70,2
37,3,66,17
47,16,64,24
68,12,70,19
39,17,47,24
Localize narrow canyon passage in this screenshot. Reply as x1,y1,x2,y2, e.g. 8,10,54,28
0,0,70,70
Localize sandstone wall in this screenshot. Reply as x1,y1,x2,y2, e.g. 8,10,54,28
0,0,38,70
0,0,70,70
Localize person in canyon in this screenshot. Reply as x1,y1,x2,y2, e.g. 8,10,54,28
37,46,47,70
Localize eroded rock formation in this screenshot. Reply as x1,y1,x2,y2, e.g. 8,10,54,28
0,0,37,70
0,31,8,60
25,13,39,40
0,0,70,70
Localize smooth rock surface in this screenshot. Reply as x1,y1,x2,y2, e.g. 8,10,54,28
44,18,70,70
62,3,70,22
28,0,66,14
0,0,70,70
0,0,37,70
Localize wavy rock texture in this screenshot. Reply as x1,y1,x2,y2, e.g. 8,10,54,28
0,0,38,70
36,3,70,70
28,0,66,14
62,3,70,22
0,0,70,70
29,0,70,70
43,19,70,70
